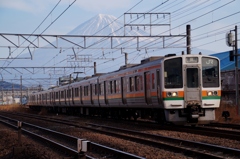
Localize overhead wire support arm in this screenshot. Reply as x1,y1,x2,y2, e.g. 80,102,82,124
20,35,38,48
40,35,57,48
0,33,187,50
0,34,18,48
28,47,33,60
59,36,84,49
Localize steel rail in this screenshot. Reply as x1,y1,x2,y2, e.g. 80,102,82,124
86,123,240,158
0,119,79,156
0,113,145,159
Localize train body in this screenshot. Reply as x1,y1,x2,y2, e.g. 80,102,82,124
28,53,221,125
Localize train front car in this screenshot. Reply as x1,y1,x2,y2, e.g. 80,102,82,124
162,54,221,125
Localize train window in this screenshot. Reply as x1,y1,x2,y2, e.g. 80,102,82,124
187,68,199,88
56,92,59,99
139,76,143,90
61,91,64,98
75,88,79,97
129,77,134,92
110,81,113,94
202,57,219,87
164,57,183,88
67,89,70,98
114,80,116,93
152,73,155,89
84,86,89,96
135,76,139,91
99,83,102,95
95,84,98,95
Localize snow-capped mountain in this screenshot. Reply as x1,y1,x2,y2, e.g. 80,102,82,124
68,14,147,36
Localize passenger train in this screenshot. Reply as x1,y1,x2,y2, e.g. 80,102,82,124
28,53,221,125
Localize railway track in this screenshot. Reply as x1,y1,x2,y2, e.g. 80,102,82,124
2,111,240,142
1,111,240,158
85,123,240,159
208,122,240,130
0,114,145,159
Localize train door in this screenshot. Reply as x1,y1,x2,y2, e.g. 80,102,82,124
156,69,162,104
184,67,202,106
64,89,67,105
121,77,127,104
80,86,83,104
104,81,108,104
52,92,54,105
90,84,93,105
144,71,152,104
72,88,74,105
68,88,71,106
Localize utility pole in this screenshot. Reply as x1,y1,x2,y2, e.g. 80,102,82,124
226,25,239,113
20,76,22,105
234,26,239,112
186,25,191,54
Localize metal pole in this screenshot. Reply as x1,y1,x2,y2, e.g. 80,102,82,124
186,25,191,54
125,53,128,66
20,76,22,105
235,26,239,113
1,75,3,105
94,62,96,75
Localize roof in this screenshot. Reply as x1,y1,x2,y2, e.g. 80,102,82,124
210,49,240,71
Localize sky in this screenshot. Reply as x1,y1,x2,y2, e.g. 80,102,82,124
0,0,239,54
0,0,240,87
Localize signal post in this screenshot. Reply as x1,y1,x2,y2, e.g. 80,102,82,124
227,25,239,114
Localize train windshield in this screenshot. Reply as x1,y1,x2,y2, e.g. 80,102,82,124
202,57,219,87
164,57,183,88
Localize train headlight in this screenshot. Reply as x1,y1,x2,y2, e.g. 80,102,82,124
167,92,172,97
207,91,218,96
172,92,178,97
167,92,178,97
207,91,213,96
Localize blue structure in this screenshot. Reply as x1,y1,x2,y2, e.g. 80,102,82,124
211,49,240,71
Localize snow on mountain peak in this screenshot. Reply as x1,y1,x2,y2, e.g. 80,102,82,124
68,14,122,36
67,14,147,36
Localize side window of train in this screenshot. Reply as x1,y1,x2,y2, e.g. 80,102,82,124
135,76,139,91
110,81,113,94
84,86,89,96
135,75,143,91
95,84,98,95
61,91,64,99
129,77,134,92
114,80,117,93
75,87,79,97
99,83,101,95
152,73,155,89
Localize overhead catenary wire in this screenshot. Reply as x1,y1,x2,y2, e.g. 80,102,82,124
3,0,239,87
1,0,77,70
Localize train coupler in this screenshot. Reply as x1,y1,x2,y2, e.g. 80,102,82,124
187,105,200,123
